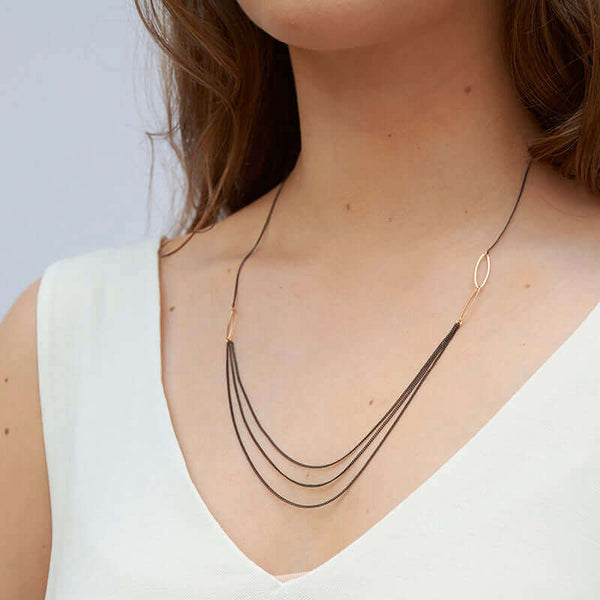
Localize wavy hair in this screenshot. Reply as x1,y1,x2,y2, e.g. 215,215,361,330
133,0,600,254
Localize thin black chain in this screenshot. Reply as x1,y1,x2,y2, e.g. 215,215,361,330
225,159,533,509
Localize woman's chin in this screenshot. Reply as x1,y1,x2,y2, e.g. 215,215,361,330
236,0,461,51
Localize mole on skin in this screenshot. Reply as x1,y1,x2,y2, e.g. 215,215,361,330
3,428,9,435
3,377,7,383
464,84,472,93
169,306,175,312
345,203,351,211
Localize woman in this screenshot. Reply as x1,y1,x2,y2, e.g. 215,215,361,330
2,0,600,597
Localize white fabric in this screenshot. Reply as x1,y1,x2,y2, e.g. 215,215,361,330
37,235,600,599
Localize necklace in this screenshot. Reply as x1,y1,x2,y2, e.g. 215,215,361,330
225,159,533,509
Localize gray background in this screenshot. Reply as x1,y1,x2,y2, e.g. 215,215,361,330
1,1,176,318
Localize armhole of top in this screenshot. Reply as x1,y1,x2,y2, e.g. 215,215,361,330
36,259,58,432
35,256,71,539
35,256,68,594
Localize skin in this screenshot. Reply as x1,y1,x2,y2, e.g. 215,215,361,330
2,0,600,593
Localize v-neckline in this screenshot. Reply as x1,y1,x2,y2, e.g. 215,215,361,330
150,234,600,590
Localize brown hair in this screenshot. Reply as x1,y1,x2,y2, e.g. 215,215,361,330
134,0,600,253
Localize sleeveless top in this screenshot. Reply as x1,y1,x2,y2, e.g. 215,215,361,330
37,235,600,599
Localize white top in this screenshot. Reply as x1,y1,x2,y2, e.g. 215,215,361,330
37,235,600,599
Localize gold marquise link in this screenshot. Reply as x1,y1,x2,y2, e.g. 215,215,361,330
225,306,236,341
473,251,491,289
458,250,491,325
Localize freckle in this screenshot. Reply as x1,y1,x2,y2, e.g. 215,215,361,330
387,133,392,138
305,472,310,479
525,283,530,288
365,507,370,513
345,203,351,211
464,210,468,214
369,399,374,406
464,84,472,93
227,267,231,273
169,306,175,312
4,428,9,435
387,216,392,223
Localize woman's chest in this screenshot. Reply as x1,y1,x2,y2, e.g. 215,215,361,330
155,257,600,579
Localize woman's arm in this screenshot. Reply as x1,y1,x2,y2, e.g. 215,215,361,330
0,278,52,599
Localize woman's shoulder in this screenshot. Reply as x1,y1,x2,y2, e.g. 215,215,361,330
158,190,281,271
30,236,164,328
43,235,162,280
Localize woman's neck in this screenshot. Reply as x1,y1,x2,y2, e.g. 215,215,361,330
276,1,544,254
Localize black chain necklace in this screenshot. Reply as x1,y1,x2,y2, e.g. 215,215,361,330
225,159,533,509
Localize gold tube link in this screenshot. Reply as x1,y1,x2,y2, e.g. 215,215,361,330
226,306,236,341
457,286,481,325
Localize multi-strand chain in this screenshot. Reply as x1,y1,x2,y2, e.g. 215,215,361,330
225,160,533,509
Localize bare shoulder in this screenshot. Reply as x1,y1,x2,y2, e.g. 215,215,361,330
0,277,52,599
156,190,285,316
159,190,280,270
